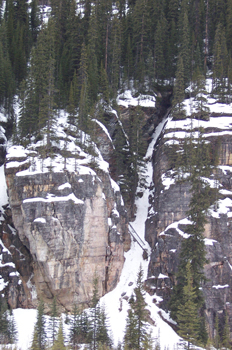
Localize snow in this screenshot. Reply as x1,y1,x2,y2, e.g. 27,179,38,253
13,309,37,350
212,284,229,289
117,90,156,108
101,115,181,350
23,193,84,205
160,218,192,239
161,173,175,190
0,165,8,211
58,183,71,190
93,119,115,148
209,198,232,218
204,238,218,246
110,178,120,193
6,145,28,160
0,277,8,291
34,217,46,224
158,273,168,279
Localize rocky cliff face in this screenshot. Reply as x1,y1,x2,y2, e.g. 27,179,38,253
0,96,163,311
145,112,232,338
3,117,128,310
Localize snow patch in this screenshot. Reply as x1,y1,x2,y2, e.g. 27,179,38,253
58,182,71,190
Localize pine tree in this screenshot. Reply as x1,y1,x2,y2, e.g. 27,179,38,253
213,23,228,100
123,266,151,350
192,67,210,120
7,308,18,346
30,0,40,43
87,276,112,350
172,55,186,120
214,313,221,350
49,297,59,346
96,304,112,349
99,61,110,104
110,15,121,96
89,276,101,350
222,311,231,350
69,304,80,350
177,261,201,350
31,300,47,350
179,11,191,86
52,319,66,350
0,297,9,344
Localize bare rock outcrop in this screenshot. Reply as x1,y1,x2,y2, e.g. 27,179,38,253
5,145,127,310
145,116,232,338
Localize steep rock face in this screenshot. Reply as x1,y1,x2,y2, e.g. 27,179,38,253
145,116,232,338
5,146,127,310
0,204,35,309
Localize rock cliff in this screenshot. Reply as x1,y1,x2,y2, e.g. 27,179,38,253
145,109,232,337
3,117,128,310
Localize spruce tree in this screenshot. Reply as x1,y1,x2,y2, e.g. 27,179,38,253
69,304,80,350
31,300,47,350
177,261,201,350
172,55,186,120
52,319,66,350
222,311,231,350
0,297,9,344
192,67,209,120
179,11,191,86
213,23,228,100
214,314,221,350
7,308,18,346
49,297,59,346
87,276,112,350
123,266,151,350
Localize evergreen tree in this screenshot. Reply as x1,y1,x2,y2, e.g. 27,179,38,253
96,304,112,349
222,311,231,350
87,276,112,350
154,19,165,82
67,81,77,125
69,304,80,350
99,61,110,104
7,308,18,346
192,67,209,120
123,266,151,350
179,11,191,86
52,319,66,350
87,7,99,104
31,300,47,350
213,23,228,100
214,313,221,350
172,55,186,120
110,15,121,96
0,297,10,344
49,297,59,346
177,261,201,350
30,0,40,43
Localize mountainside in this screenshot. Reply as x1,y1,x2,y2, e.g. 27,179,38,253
2,0,232,348
1,82,232,349
145,82,232,339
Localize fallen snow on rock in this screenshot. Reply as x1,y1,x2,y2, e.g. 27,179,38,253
117,90,156,108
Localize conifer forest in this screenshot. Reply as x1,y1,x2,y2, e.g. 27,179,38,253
1,0,232,349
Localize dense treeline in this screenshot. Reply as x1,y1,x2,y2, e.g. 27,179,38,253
1,0,232,124
1,0,232,206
